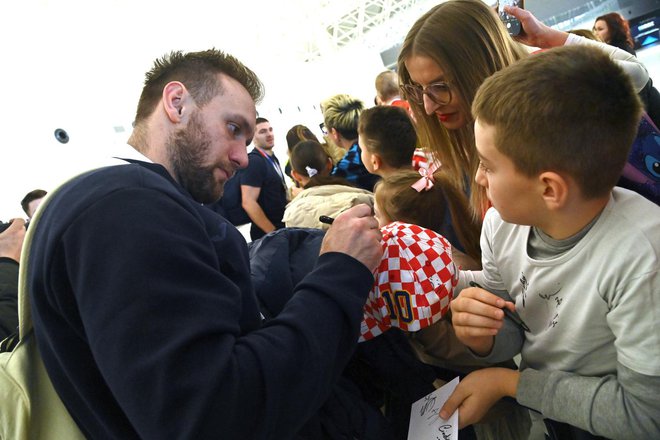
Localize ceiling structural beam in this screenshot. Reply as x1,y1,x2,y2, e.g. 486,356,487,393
300,0,435,63
326,0,420,47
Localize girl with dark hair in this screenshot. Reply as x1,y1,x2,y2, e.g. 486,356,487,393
282,140,373,229
373,168,481,270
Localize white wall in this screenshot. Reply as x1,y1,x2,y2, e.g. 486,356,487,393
2,1,658,219
0,1,390,219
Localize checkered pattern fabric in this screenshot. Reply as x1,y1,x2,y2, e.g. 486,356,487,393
359,222,457,342
412,148,431,172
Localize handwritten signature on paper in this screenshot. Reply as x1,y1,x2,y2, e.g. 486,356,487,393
420,395,445,425
409,377,459,440
419,395,454,440
436,424,453,440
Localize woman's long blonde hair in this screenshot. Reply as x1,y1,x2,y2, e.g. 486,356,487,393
398,0,528,216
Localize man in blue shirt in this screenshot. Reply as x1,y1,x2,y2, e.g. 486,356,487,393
240,117,288,240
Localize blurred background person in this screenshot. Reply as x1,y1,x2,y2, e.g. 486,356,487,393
374,70,409,110
240,117,288,241
322,94,380,192
20,189,47,219
593,12,636,55
282,140,373,230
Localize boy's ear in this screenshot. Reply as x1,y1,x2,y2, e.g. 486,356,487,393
539,171,569,210
371,154,383,171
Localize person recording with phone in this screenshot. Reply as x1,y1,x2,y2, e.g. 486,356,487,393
497,0,524,37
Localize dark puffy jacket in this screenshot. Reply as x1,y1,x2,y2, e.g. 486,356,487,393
249,228,438,439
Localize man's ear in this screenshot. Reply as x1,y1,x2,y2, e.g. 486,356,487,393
163,81,187,123
539,171,569,210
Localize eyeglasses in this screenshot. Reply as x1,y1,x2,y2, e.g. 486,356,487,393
319,122,328,136
401,82,452,106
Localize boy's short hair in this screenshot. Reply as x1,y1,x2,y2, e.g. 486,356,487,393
358,106,417,169
375,70,400,103
472,45,642,198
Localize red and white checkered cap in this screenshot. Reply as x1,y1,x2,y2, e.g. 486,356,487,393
359,222,457,342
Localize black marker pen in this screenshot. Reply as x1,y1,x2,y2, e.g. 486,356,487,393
319,215,335,225
469,281,531,332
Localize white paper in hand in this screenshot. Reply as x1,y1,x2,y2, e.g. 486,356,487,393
407,376,459,440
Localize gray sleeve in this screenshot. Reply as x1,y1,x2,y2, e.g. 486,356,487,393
517,362,660,439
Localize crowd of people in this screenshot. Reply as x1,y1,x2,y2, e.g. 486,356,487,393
1,1,659,439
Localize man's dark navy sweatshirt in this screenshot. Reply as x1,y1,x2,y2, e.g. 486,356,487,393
28,160,374,439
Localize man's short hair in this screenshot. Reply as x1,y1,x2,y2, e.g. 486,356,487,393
472,45,642,198
375,70,400,103
256,117,269,125
359,106,417,169
133,48,264,126
21,189,47,217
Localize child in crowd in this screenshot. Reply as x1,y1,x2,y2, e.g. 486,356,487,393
373,168,481,270
441,45,660,439
358,105,417,178
282,140,373,229
283,124,319,193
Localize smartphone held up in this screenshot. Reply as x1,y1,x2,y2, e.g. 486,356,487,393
498,0,524,36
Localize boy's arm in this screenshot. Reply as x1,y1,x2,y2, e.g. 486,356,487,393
441,363,660,437
453,211,524,361
518,362,660,438
455,270,523,362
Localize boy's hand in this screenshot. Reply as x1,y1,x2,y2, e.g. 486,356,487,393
504,5,568,49
320,204,382,272
439,368,519,428
450,285,516,355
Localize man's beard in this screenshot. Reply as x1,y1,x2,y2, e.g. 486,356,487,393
167,111,224,204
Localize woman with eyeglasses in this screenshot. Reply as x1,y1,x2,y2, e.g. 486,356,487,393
398,0,649,218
